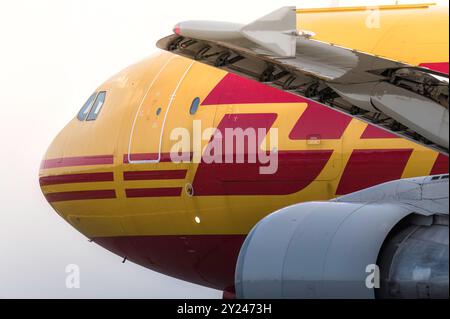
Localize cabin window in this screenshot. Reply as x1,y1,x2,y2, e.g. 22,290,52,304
86,91,107,121
189,97,201,115
77,92,97,121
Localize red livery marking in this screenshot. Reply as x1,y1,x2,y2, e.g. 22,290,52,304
419,62,449,75
125,187,182,198
124,153,192,164
193,150,333,196
289,101,352,140
39,172,114,186
192,113,332,196
360,125,400,139
430,153,449,175
173,24,181,35
336,149,413,195
93,235,246,291
45,190,116,202
124,170,187,181
41,155,114,169
201,73,302,106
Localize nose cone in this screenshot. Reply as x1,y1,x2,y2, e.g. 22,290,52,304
39,125,72,209
39,83,120,228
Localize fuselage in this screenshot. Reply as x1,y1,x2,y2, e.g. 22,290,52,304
40,5,449,292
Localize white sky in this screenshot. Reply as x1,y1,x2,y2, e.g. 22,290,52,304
0,0,448,299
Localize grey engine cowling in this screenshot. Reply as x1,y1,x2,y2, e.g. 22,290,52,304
235,175,449,299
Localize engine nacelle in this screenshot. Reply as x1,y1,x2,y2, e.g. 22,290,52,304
235,175,449,299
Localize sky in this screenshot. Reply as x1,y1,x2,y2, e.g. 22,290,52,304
0,0,448,299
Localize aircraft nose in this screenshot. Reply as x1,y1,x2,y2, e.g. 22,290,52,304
39,126,72,207
38,118,117,238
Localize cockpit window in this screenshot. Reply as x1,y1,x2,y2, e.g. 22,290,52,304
86,91,106,121
77,92,97,121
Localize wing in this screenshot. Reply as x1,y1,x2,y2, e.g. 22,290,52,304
157,6,449,152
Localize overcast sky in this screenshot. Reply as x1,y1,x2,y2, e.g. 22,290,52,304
0,0,448,299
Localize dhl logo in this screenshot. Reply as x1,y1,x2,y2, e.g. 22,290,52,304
40,73,449,203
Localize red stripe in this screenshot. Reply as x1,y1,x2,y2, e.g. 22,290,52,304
40,172,114,186
419,62,449,75
125,187,182,198
93,235,246,291
336,149,413,195
45,190,116,202
430,153,449,175
289,100,352,140
41,155,114,169
193,150,333,196
123,153,193,164
124,170,187,181
192,113,332,195
360,125,400,139
202,73,302,106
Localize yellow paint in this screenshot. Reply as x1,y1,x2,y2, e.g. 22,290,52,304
296,3,436,13
297,3,449,65
40,7,448,239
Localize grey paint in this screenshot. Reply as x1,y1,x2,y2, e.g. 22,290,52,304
327,82,378,112
372,82,449,149
236,176,449,299
235,202,411,299
377,224,449,299
176,21,244,41
241,6,297,57
335,175,449,216
177,7,298,57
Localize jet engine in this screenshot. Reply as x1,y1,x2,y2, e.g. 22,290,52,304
235,175,449,299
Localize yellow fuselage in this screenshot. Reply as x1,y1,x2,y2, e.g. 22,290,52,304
40,4,449,291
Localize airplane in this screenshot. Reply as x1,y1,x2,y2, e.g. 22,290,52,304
39,3,449,299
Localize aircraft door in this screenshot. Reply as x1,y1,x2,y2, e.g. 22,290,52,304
128,56,194,163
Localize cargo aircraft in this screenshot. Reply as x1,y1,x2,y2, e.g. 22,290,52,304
40,3,449,298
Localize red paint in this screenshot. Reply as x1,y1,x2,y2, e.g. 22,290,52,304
289,101,352,140
193,150,333,196
336,149,413,195
124,153,192,164
419,62,449,75
124,170,187,181
93,235,246,290
125,187,182,198
173,24,181,35
45,190,116,202
192,113,332,195
41,155,114,169
430,153,449,175
202,73,302,106
222,290,236,300
360,125,400,139
39,172,114,186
